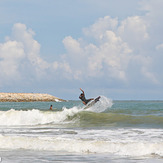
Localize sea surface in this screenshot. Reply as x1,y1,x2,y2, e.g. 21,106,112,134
0,96,163,163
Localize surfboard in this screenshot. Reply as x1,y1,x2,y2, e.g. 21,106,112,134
83,96,101,110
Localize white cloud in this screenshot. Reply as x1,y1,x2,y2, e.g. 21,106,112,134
63,36,83,55
140,0,163,46
0,40,25,83
0,0,163,92
62,8,163,88
61,15,158,85
86,30,132,81
0,23,51,86
59,17,134,82
118,16,149,47
83,16,118,41
12,23,49,75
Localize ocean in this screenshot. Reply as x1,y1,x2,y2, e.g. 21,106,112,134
0,96,163,163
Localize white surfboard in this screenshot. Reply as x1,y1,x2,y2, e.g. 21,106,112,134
83,96,101,110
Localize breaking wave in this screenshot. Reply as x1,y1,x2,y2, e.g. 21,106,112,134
0,132,163,157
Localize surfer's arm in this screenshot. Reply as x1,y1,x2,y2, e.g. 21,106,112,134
80,88,84,94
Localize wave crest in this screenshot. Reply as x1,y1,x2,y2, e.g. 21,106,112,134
0,107,80,126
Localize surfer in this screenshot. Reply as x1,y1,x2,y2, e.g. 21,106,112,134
79,88,94,105
49,105,53,110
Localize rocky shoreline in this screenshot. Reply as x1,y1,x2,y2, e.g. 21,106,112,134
0,93,65,102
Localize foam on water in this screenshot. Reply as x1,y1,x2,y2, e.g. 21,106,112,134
0,128,163,157
0,96,112,126
0,107,80,126
83,96,113,113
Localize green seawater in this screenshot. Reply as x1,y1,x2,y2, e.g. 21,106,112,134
0,100,163,128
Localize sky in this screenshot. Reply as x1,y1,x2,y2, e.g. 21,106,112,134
0,0,163,100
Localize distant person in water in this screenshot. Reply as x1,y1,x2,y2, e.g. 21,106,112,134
49,105,53,110
79,88,94,105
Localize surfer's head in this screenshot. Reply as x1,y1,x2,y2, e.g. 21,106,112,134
79,93,84,99
81,93,84,96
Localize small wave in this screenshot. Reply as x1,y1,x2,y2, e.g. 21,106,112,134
0,107,80,126
71,112,163,128
0,106,163,128
0,134,163,157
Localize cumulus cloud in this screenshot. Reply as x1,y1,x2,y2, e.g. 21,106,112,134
60,16,133,82
118,16,149,47
83,16,118,40
12,23,49,75
61,15,159,85
0,40,25,84
0,0,163,92
0,23,50,86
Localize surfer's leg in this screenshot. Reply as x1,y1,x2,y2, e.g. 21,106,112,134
82,101,86,105
86,98,94,104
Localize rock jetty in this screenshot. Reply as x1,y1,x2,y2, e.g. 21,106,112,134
0,93,65,102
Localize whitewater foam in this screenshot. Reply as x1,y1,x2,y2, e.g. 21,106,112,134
0,128,163,157
83,96,113,113
0,107,81,126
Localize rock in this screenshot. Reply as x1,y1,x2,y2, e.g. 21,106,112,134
0,93,65,102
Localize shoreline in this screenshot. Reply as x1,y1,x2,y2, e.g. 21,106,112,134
0,93,65,102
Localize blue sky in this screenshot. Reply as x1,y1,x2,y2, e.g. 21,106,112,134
0,0,163,100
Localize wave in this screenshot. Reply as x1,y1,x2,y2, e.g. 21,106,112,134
0,96,113,126
0,108,163,128
0,107,80,126
73,112,163,128
0,134,163,157
0,96,162,128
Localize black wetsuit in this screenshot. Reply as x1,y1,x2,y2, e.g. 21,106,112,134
79,93,92,105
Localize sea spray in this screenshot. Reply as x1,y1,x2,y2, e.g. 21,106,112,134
84,96,113,113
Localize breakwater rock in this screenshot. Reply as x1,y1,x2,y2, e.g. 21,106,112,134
0,93,65,102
